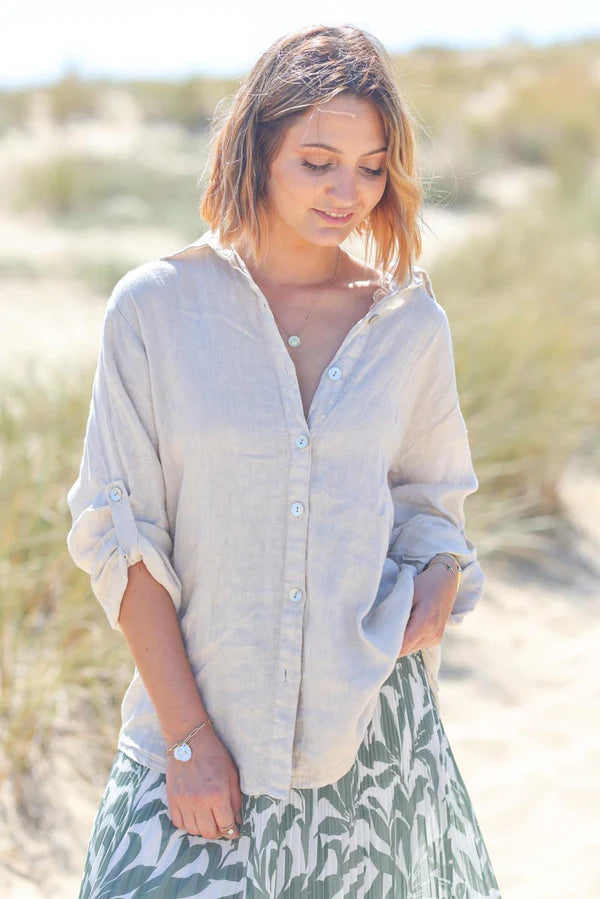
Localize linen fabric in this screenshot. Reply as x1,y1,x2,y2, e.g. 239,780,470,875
66,228,485,800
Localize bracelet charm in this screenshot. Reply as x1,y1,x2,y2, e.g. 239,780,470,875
166,717,214,762
174,743,193,762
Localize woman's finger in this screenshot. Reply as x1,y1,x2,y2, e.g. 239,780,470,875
229,766,243,827
193,805,220,839
169,805,184,831
182,807,201,836
212,794,240,839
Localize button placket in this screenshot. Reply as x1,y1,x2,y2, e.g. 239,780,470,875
267,408,314,790
202,243,410,790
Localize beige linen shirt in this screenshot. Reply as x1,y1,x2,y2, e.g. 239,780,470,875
66,227,485,800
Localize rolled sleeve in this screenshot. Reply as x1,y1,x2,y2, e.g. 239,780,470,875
387,311,485,625
66,278,182,630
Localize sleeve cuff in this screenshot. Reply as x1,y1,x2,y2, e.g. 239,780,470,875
389,526,485,625
66,478,183,630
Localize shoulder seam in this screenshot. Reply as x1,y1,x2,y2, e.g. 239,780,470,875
107,286,145,350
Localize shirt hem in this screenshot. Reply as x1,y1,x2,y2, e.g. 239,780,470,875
116,735,358,799
245,750,361,799
118,736,168,774
117,737,418,801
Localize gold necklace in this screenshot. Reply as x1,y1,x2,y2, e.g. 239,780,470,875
269,247,341,348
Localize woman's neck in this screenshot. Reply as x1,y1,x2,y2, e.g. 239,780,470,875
232,228,343,291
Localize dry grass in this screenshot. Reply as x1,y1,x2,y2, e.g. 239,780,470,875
0,370,133,808
429,177,600,556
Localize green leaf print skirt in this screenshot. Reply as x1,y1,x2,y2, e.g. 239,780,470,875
78,650,502,898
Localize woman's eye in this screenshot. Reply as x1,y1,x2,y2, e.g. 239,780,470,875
301,160,385,177
301,160,331,172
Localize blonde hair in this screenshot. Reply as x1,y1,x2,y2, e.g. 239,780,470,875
199,23,424,286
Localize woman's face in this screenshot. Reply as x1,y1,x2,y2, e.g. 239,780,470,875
264,93,388,248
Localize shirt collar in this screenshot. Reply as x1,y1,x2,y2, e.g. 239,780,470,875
159,228,233,263
159,229,429,312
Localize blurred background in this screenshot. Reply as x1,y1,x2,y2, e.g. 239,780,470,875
0,3,599,897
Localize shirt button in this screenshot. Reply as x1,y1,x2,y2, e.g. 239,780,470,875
289,588,303,603
109,485,123,502
328,365,342,380
367,313,380,323
296,434,309,448
290,502,304,516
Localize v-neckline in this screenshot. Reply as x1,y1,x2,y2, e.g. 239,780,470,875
158,230,422,434
228,246,402,432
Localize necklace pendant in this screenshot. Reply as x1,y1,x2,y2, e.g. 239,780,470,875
288,335,301,347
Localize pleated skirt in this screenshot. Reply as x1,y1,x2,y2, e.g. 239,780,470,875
78,650,502,898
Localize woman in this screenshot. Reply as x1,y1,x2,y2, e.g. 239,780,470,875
66,23,502,898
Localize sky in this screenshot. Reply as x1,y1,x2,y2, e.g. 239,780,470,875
2,0,599,89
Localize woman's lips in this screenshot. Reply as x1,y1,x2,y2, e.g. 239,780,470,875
313,208,353,225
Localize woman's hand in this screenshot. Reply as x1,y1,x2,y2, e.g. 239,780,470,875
397,561,458,658
166,728,244,840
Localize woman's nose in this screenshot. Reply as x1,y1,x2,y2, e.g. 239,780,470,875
326,171,359,207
